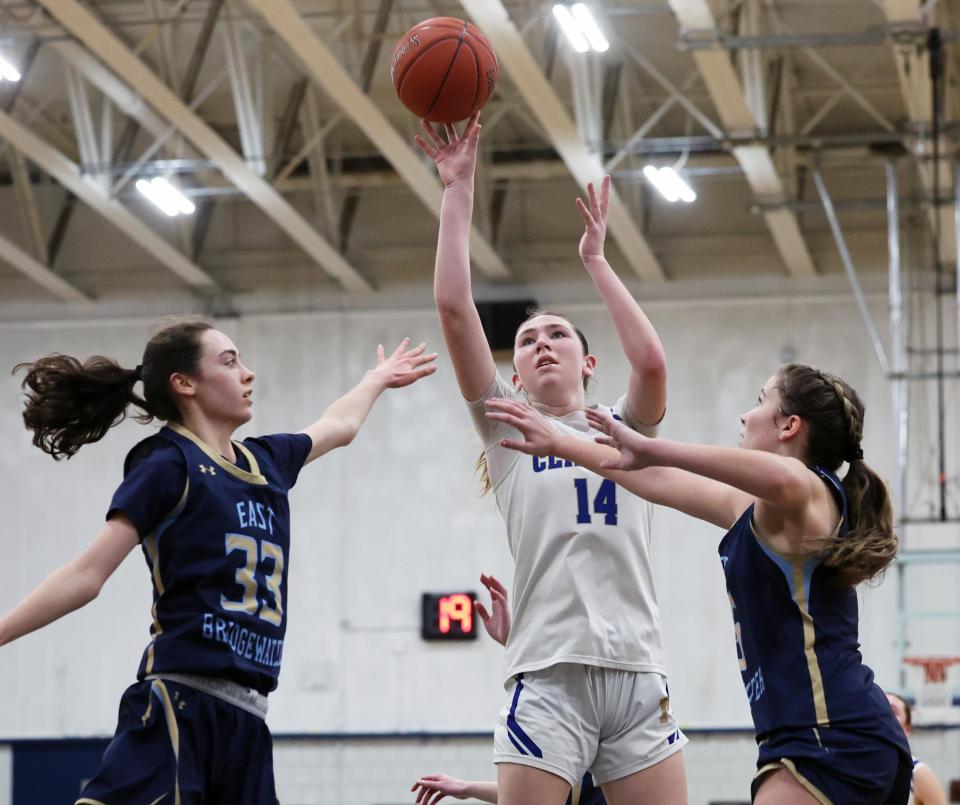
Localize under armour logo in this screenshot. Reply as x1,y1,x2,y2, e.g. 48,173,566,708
199,464,217,476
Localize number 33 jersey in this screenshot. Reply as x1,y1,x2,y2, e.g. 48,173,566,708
108,423,313,695
469,375,665,684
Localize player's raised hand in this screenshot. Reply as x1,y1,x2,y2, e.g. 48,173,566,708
475,573,510,646
410,773,470,804
585,407,656,470
414,113,481,188
484,398,561,456
577,175,610,265
372,338,438,389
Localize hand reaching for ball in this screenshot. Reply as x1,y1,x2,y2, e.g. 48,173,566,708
415,113,481,188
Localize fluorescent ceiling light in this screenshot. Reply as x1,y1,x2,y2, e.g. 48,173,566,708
553,4,589,53
570,4,610,53
136,177,196,216
643,165,696,204
0,54,21,82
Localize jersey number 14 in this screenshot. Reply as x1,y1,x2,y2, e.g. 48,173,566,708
574,478,618,525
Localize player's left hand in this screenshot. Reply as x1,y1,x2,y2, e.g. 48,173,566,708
577,175,610,265
484,397,559,456
475,573,510,646
410,773,469,803
371,338,438,389
585,406,656,470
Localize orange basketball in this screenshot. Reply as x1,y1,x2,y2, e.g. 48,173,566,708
391,17,498,124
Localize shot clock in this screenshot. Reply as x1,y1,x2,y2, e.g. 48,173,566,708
421,591,477,641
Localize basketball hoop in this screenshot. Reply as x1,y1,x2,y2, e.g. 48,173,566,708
904,656,960,709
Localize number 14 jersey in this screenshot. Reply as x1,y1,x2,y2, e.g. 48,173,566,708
469,375,665,685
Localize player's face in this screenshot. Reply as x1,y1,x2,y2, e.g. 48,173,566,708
885,693,910,733
193,329,256,425
512,315,593,401
739,375,784,451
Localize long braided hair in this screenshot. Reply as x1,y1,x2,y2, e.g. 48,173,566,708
14,316,213,460
776,364,897,586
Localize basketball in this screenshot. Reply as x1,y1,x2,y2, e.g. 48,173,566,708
391,17,497,124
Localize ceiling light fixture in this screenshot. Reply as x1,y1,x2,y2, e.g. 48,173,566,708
570,4,610,53
136,177,196,217
0,54,21,82
552,5,589,53
643,165,697,203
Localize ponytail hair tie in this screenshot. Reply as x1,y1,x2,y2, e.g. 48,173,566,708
845,444,864,463
133,364,144,381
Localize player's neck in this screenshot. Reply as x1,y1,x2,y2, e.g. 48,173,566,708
529,391,585,418
178,412,237,462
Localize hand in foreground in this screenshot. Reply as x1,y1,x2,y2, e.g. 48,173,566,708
414,113,481,189
577,175,610,265
371,338,438,389
484,397,559,456
411,773,470,804
585,407,656,470
475,573,510,646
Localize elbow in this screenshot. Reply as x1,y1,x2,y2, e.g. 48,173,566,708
638,352,667,383
434,295,465,322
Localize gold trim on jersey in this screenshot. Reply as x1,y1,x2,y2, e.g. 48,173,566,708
144,478,190,675
755,760,832,804
791,558,830,726
75,799,110,805
748,517,831,727
152,679,182,805
168,422,267,486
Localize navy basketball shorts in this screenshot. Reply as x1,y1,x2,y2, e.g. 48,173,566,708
493,663,687,787
752,726,912,804
76,678,277,805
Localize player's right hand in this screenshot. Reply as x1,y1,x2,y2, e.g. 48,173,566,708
414,113,481,189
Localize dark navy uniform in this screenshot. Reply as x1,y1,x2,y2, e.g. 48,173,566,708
77,423,311,805
719,465,911,804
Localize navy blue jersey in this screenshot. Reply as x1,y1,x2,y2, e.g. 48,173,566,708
718,466,909,755
108,423,312,695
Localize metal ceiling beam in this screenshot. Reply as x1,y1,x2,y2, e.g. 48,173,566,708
455,0,666,282
0,106,217,291
244,0,512,281
882,0,955,263
0,227,92,304
39,0,372,293
667,0,817,278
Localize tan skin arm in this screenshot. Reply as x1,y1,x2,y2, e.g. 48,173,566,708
914,764,948,805
416,114,497,403
484,398,750,529
300,339,437,465
0,514,139,646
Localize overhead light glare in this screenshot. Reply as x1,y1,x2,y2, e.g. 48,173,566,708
552,4,590,53
0,54,21,82
136,177,195,217
643,165,696,204
570,4,610,53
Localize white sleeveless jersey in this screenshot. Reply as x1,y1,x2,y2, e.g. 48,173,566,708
468,375,665,683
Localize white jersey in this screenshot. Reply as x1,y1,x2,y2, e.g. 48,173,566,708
468,374,665,684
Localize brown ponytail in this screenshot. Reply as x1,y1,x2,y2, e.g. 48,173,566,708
777,364,897,586
14,316,212,460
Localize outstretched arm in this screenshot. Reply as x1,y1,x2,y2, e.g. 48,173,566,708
0,514,139,646
578,177,666,427
485,399,749,529
300,339,437,465
582,407,817,513
416,114,497,402
411,773,498,804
